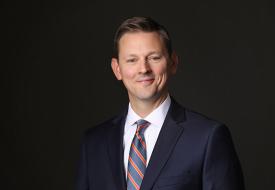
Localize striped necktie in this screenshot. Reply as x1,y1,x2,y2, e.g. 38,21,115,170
127,119,150,190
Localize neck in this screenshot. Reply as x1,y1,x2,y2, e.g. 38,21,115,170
129,93,168,118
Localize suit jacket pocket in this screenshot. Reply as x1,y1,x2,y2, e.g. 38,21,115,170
157,172,191,189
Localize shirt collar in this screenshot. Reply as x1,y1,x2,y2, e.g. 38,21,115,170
125,95,171,130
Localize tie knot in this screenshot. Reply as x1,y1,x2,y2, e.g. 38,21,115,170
136,119,150,135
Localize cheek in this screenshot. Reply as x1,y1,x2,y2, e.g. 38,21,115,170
154,65,168,78
153,65,169,86
121,67,136,80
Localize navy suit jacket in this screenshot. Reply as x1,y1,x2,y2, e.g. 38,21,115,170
76,99,245,190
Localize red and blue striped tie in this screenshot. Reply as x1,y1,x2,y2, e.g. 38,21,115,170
127,119,150,190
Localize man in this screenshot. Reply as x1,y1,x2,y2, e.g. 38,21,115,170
76,17,245,190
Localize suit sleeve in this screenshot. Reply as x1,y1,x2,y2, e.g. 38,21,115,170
202,125,245,190
75,136,89,190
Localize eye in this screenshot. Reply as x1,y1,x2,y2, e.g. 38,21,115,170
152,56,161,60
126,58,138,63
148,55,162,62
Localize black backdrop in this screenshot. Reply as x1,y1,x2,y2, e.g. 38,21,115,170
2,0,275,189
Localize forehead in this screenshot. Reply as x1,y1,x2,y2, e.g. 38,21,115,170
118,32,166,56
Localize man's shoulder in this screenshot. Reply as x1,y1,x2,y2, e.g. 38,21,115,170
171,102,231,144
184,108,228,135
84,116,118,136
185,108,223,126
172,99,226,132
83,109,126,140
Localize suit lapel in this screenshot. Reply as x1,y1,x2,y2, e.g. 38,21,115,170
106,110,128,190
140,99,186,190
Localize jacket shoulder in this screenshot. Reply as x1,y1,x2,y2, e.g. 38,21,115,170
177,104,228,135
171,98,225,130
185,108,224,126
81,114,120,144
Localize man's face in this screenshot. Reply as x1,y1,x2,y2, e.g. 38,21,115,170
111,32,178,103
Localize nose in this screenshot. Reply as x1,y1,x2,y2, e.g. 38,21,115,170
139,59,151,74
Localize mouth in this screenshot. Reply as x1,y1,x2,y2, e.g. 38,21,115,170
137,78,155,85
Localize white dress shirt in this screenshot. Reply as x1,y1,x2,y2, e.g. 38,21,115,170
123,95,171,177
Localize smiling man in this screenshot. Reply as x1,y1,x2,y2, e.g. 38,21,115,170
76,17,245,190
111,31,177,117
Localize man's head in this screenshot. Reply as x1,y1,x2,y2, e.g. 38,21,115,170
111,17,178,105
113,17,172,59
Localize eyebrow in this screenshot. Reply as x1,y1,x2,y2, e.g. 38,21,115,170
126,51,162,57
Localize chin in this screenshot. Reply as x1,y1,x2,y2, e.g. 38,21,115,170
128,91,154,101
137,92,160,101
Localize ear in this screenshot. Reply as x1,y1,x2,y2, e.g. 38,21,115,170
170,51,178,75
111,58,122,80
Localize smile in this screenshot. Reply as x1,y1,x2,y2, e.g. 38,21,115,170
137,78,155,85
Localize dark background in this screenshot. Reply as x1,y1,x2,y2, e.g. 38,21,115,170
2,0,275,189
